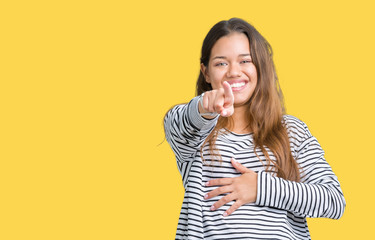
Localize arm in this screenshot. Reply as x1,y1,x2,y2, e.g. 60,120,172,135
255,126,346,219
164,82,235,163
205,118,346,219
163,96,219,163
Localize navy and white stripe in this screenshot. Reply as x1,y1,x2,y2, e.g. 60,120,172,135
164,96,346,239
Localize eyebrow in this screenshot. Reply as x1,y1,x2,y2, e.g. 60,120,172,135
212,54,251,60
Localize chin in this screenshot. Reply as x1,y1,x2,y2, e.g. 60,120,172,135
233,100,251,108
234,94,252,105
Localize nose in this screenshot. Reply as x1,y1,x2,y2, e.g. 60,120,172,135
226,63,242,78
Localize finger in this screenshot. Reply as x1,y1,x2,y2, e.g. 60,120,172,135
221,105,234,117
202,92,209,111
205,185,233,200
214,88,225,114
222,81,234,107
210,193,236,211
206,177,233,187
223,200,243,217
220,82,234,117
205,92,215,113
231,158,250,174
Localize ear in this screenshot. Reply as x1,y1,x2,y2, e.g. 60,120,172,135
200,63,210,83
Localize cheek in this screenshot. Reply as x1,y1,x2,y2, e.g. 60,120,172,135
209,71,224,89
247,66,258,82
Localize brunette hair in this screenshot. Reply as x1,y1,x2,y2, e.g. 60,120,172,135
198,18,300,182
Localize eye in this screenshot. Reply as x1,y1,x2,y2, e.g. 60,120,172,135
240,59,252,64
215,62,227,67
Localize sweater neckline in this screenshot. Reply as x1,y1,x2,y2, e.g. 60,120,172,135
223,128,253,136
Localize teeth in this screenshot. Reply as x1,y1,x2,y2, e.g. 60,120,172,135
230,82,245,88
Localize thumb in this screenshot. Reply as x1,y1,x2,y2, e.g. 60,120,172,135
231,158,250,173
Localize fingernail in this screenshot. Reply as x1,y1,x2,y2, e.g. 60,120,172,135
223,212,228,217
210,205,215,211
222,110,227,116
204,194,208,199
205,182,210,186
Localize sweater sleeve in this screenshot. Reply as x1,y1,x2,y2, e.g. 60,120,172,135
164,96,219,163
254,117,346,219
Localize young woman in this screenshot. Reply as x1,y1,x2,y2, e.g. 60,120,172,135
164,18,345,239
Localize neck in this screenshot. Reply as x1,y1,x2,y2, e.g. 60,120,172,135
228,105,252,134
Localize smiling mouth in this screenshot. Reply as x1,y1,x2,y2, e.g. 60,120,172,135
230,82,245,88
228,81,247,91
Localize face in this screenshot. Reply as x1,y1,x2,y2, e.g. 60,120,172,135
201,32,257,107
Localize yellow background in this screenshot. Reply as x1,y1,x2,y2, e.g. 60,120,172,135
1,0,374,239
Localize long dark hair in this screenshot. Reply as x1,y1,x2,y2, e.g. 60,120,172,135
198,18,300,182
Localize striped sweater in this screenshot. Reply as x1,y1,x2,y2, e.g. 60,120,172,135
164,96,345,239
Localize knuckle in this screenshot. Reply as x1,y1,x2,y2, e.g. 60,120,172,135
235,200,243,207
231,178,238,185
233,184,241,192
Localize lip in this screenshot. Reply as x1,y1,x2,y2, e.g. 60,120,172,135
226,80,248,92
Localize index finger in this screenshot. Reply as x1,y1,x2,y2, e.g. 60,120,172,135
222,81,234,106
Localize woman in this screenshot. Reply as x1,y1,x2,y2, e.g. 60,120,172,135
164,18,345,239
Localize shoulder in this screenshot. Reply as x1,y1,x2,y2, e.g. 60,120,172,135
169,103,186,113
282,115,326,164
282,114,313,143
282,115,309,131
164,103,187,119
164,96,202,122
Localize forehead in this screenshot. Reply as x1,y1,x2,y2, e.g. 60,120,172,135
210,32,250,58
